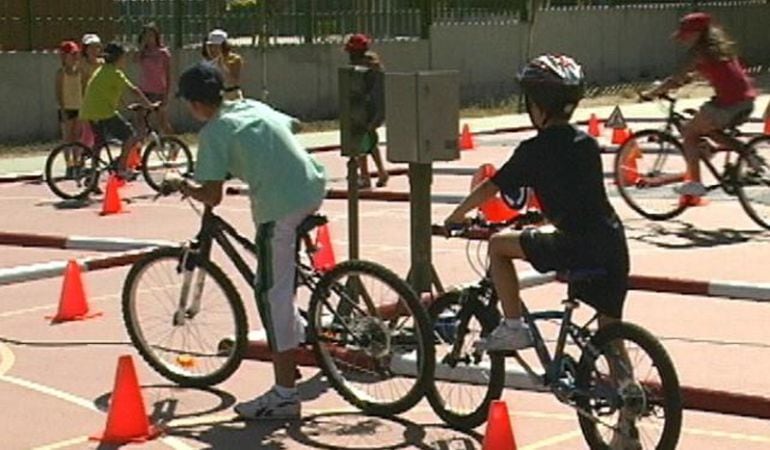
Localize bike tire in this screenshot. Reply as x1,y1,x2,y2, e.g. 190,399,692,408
425,290,505,430
307,259,434,416
44,142,99,200
141,136,194,192
736,135,770,230
576,322,682,450
122,247,248,387
613,130,688,221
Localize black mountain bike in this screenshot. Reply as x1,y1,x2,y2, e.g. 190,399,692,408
427,215,682,450
121,192,434,416
45,104,193,199
614,94,770,230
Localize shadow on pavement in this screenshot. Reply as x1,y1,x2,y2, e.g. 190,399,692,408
625,219,770,249
165,411,482,450
94,383,237,422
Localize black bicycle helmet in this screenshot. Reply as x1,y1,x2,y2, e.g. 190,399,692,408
517,54,585,118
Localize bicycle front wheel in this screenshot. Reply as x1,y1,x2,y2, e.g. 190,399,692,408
425,290,505,430
736,135,770,230
122,247,248,387
576,322,682,450
141,136,194,192
44,142,99,200
308,260,434,416
613,130,688,221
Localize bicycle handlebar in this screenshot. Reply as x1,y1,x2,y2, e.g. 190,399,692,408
127,102,162,113
434,211,545,240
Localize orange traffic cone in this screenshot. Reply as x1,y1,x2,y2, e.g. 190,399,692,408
126,144,142,170
482,400,518,450
100,175,124,216
47,260,101,323
619,149,640,186
611,127,631,145
480,198,518,223
763,117,770,135
311,224,336,273
588,113,601,137
91,355,161,444
460,124,475,150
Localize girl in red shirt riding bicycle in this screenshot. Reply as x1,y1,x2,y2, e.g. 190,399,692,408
643,12,757,199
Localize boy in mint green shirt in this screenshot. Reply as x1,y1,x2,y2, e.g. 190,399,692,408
176,62,326,420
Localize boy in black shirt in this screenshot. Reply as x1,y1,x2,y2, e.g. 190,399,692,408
445,54,629,352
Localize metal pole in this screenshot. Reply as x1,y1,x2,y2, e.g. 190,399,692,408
407,162,434,294
25,0,33,51
174,0,183,50
347,158,360,261
420,0,432,40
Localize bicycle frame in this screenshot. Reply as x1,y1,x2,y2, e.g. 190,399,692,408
645,96,752,195
471,276,596,390
173,205,379,351
184,206,320,293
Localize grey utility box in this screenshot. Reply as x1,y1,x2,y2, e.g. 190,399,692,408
385,71,460,164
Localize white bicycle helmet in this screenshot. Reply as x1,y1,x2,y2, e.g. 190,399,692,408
518,54,585,117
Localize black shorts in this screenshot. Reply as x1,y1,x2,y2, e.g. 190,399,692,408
91,114,135,144
520,221,629,318
58,109,79,122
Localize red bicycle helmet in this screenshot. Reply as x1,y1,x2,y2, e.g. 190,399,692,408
344,33,371,53
675,12,711,39
59,40,80,54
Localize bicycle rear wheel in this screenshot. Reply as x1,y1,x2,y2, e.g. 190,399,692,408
307,260,434,416
425,290,505,430
736,136,770,230
122,247,248,387
141,136,194,192
44,142,99,200
613,130,688,221
576,322,682,450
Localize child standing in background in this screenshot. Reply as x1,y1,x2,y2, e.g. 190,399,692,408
136,23,173,134
80,33,104,148
80,33,104,87
56,40,82,144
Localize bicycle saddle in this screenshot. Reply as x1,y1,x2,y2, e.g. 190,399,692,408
296,214,328,236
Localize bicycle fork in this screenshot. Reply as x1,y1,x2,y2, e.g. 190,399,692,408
174,244,207,325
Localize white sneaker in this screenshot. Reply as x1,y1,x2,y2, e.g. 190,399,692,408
234,387,301,420
474,321,533,352
674,181,707,197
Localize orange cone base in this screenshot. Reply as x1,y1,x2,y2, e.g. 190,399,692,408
46,311,103,324
89,425,162,445
100,209,128,216
679,195,710,207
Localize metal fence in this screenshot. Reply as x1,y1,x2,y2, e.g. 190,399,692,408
0,0,761,51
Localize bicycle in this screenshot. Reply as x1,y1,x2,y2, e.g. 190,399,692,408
121,187,435,416
426,214,682,450
613,93,770,230
45,104,194,200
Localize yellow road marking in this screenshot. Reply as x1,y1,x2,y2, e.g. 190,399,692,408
29,436,88,450
520,430,582,450
0,342,15,376
684,427,770,444
0,292,119,319
0,373,193,450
